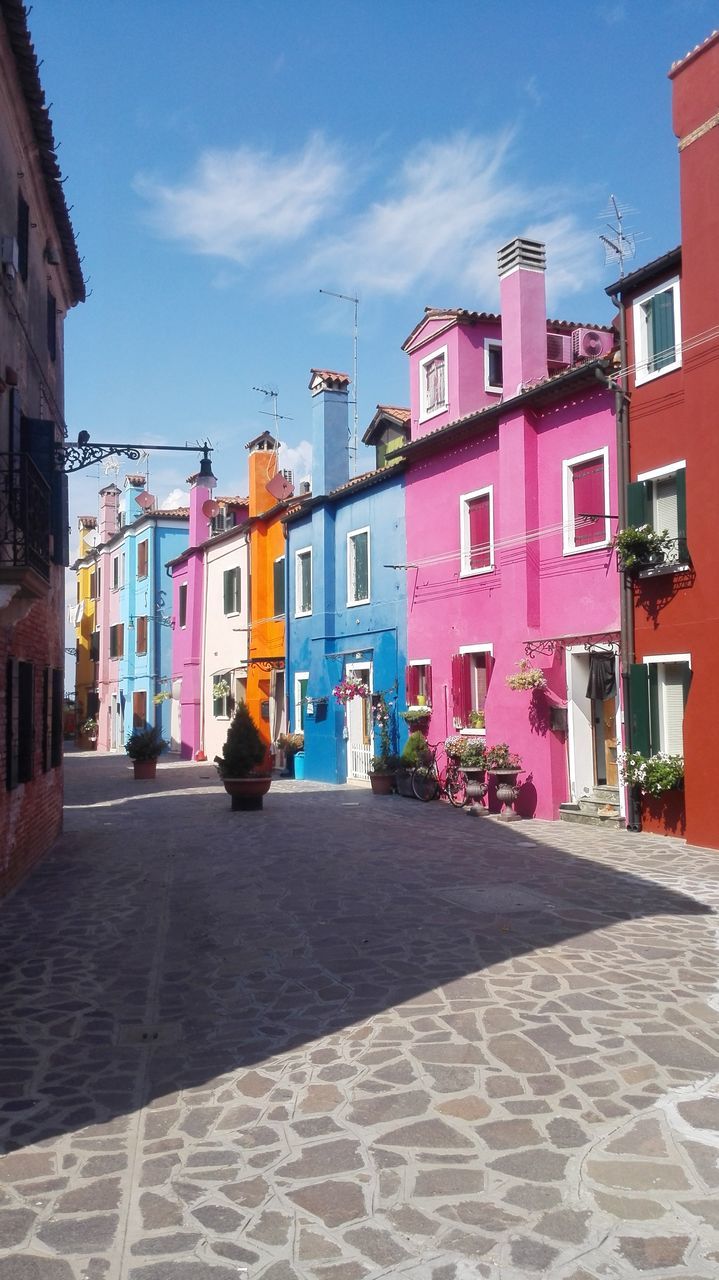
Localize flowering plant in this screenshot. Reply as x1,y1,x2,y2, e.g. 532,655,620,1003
615,525,674,571
619,751,684,796
277,731,304,755
333,676,369,705
372,694,393,759
401,706,432,725
80,716,98,735
445,736,487,768
486,742,522,771
506,659,547,691
152,690,173,704
212,678,231,700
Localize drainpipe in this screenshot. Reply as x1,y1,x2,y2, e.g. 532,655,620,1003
607,296,640,831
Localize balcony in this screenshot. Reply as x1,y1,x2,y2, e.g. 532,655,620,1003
635,539,691,580
0,452,51,598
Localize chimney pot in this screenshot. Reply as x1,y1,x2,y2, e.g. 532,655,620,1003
497,238,546,279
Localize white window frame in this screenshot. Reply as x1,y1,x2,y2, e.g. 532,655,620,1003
222,566,241,617
459,485,494,578
484,338,503,394
294,546,313,618
419,344,448,422
562,446,610,556
347,526,371,606
294,671,309,733
633,275,682,387
212,669,232,720
636,459,686,484
112,555,119,590
642,654,691,755
178,582,188,630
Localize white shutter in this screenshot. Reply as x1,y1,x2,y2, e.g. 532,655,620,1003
660,663,686,755
653,476,678,540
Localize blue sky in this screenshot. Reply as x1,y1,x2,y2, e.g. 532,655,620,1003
29,0,714,532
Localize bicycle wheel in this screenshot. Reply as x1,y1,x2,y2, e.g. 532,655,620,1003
412,766,440,802
446,768,467,808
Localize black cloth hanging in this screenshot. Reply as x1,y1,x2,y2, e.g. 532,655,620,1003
586,653,617,700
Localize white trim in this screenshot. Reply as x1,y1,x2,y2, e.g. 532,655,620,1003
458,642,494,655
419,343,449,422
636,459,686,483
483,337,503,394
562,446,610,556
459,485,495,577
642,653,692,668
294,545,313,618
294,670,309,733
632,275,682,387
347,526,371,606
409,658,431,667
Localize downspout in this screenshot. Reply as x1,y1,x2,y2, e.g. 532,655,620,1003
608,293,640,831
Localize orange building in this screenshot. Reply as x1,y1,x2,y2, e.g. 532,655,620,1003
245,432,292,746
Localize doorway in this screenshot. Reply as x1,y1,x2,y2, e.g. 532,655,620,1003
566,648,619,799
346,661,372,781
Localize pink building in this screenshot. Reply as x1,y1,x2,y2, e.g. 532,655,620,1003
400,238,621,823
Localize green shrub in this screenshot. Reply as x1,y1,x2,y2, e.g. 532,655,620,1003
215,703,266,778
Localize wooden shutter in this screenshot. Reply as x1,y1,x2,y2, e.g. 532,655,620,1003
627,480,651,528
17,661,35,783
572,458,605,546
47,290,57,361
178,583,187,628
468,495,491,569
136,616,147,655
425,664,433,706
42,668,52,772
17,191,29,282
223,569,233,614
20,416,67,565
273,557,285,616
451,653,472,725
628,664,651,756
51,669,63,768
405,665,419,705
133,691,147,728
138,540,148,577
675,468,688,562
6,659,19,790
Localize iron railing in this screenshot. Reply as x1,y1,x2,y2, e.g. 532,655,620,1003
0,452,51,581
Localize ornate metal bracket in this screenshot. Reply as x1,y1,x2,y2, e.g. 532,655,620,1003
55,439,214,475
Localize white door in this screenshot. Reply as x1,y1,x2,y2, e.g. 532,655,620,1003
566,652,593,801
346,662,372,780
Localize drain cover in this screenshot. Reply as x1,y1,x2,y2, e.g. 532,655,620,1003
114,1022,181,1047
436,885,556,914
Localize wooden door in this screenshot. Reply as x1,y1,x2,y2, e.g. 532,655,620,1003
603,697,618,786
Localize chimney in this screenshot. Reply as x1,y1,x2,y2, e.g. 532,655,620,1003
98,484,120,542
498,238,548,396
188,463,216,546
309,368,350,496
121,473,147,524
246,430,280,518
78,515,97,557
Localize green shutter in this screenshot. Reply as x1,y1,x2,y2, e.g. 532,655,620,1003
647,664,659,755
274,558,285,616
627,480,650,528
223,569,233,614
628,664,651,756
675,468,688,562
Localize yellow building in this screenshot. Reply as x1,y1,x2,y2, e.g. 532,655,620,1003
73,517,99,740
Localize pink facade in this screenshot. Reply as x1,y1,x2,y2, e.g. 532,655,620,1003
403,239,620,820
171,475,215,760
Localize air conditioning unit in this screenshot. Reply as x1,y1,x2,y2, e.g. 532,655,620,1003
572,328,615,361
0,236,18,276
546,333,572,366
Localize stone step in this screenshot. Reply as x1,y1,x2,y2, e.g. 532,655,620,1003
559,803,625,830
578,796,621,817
593,785,620,804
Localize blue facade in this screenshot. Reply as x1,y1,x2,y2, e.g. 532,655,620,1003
285,374,407,783
116,482,188,743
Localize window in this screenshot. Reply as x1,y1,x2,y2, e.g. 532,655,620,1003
17,191,29,282
484,339,503,393
273,556,285,617
90,631,100,663
630,657,691,757
295,548,312,617
419,345,448,420
121,552,126,586
89,569,97,599
47,289,57,362
178,582,188,629
223,566,241,615
629,461,688,568
406,662,433,707
451,647,493,728
112,556,119,590
460,487,494,575
42,668,52,773
96,566,101,598
133,691,147,729
294,672,309,732
563,449,610,554
347,528,370,604
135,615,148,655
213,670,232,719
51,669,63,768
109,624,124,659
633,276,681,385
6,660,35,788
137,539,149,578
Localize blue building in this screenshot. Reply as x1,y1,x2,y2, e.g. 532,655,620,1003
284,371,408,784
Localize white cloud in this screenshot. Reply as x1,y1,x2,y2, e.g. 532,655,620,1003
279,439,312,484
135,134,345,263
160,487,190,510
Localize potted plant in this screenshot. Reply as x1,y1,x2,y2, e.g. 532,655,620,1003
619,750,685,836
125,726,167,779
396,731,431,798
277,731,304,779
77,716,98,751
506,659,547,691
446,735,488,810
615,525,674,573
333,676,370,705
215,702,272,810
369,753,401,795
486,743,523,819
468,709,485,730
400,705,432,734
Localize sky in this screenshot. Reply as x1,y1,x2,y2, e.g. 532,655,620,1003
25,0,715,643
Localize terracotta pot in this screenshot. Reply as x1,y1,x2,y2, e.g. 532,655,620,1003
370,772,394,796
222,776,272,811
640,788,685,837
133,759,157,780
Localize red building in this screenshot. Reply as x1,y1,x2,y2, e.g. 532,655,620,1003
608,31,719,849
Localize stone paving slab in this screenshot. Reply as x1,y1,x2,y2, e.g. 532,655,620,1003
1,752,719,1278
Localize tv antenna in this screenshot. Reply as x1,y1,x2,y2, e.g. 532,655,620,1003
319,288,359,475
102,457,120,479
252,385,293,439
599,194,646,277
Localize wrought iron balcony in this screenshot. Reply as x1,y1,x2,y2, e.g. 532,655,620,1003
635,538,691,579
0,452,51,589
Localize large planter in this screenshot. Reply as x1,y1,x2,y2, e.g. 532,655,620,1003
77,734,97,752
395,769,415,799
294,751,306,781
370,772,394,796
463,767,487,814
488,769,522,820
222,776,272,811
133,759,157,780
640,788,685,837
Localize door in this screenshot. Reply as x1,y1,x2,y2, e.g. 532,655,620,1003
595,696,618,786
346,662,372,780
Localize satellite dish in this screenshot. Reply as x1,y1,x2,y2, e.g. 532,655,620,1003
266,473,294,501
135,491,155,510
202,498,220,519
85,530,98,548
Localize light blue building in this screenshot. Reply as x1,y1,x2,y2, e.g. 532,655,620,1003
284,371,408,784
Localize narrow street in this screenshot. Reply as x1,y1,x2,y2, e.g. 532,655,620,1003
2,753,719,1280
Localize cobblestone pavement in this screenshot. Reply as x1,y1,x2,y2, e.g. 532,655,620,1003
2,753,719,1280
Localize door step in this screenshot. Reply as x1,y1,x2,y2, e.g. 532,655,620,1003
559,786,624,830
